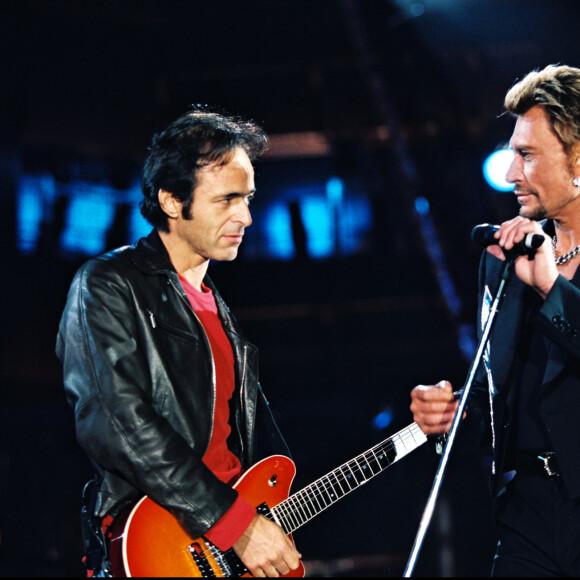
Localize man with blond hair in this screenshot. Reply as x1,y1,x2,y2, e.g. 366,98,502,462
411,65,580,576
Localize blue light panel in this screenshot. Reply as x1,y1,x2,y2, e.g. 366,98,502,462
17,171,373,262
59,183,116,256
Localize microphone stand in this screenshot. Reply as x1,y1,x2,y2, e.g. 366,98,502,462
403,252,517,577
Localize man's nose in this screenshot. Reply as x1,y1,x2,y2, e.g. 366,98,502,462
234,202,252,227
505,156,521,184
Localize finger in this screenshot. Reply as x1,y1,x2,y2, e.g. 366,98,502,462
486,244,506,261
264,565,280,577
495,216,522,248
411,396,455,411
420,409,458,426
498,217,537,249
276,561,290,576
412,385,455,402
435,379,453,391
413,405,457,425
282,550,302,572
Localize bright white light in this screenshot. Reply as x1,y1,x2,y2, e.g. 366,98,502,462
483,149,514,192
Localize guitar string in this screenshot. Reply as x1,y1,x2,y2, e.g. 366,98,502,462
275,425,424,532
273,423,425,533
288,423,422,510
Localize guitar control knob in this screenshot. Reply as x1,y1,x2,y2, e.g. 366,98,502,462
268,474,277,487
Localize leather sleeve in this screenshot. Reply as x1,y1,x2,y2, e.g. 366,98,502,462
56,256,238,539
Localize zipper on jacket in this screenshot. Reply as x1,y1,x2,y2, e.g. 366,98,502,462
238,345,248,462
168,277,217,447
146,308,157,328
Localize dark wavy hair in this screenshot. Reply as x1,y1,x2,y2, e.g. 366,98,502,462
140,106,268,231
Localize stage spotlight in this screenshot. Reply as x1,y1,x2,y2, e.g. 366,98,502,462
414,196,430,216
373,408,394,430
483,148,514,192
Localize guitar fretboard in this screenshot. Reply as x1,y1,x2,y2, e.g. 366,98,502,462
271,422,427,534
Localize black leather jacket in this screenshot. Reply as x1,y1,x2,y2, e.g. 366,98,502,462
56,229,261,538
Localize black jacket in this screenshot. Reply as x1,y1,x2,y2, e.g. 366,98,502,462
56,229,262,538
458,222,580,499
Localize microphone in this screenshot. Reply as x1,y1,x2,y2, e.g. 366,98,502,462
471,223,545,255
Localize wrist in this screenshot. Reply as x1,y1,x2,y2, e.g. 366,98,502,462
536,274,558,300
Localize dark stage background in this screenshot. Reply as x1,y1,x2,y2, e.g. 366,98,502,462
0,1,578,576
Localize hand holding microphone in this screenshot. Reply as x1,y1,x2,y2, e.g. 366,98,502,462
472,220,557,299
471,223,545,256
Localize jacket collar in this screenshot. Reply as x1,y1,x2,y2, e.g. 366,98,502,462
132,229,176,275
131,228,222,307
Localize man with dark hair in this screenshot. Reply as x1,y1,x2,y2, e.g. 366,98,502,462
410,64,580,576
57,107,302,577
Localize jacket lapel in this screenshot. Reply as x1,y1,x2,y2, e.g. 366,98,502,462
486,260,530,391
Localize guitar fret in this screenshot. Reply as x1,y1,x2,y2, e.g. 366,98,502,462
287,496,306,527
344,463,359,487
304,488,321,517
287,501,302,530
276,500,298,533
349,460,362,481
332,468,350,494
271,503,287,533
369,448,385,471
349,461,364,484
350,456,372,485
297,489,315,519
364,450,380,474
305,483,325,513
314,479,334,505
270,423,427,535
374,444,394,470
327,471,347,498
292,492,310,523
360,454,375,478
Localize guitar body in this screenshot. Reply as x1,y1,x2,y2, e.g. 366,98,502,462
107,455,305,578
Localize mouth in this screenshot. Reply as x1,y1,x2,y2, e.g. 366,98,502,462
514,189,535,203
222,234,244,244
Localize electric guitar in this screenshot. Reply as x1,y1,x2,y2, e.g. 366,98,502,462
106,421,427,577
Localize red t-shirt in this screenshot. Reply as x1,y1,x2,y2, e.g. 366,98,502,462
179,275,255,550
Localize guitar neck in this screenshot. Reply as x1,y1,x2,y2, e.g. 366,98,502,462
271,422,427,534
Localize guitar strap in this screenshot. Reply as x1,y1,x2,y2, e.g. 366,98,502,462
80,477,111,577
257,382,293,460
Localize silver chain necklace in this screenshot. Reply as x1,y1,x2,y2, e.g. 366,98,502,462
552,235,580,265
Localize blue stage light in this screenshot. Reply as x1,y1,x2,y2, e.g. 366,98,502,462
373,408,394,430
483,149,514,192
414,196,430,216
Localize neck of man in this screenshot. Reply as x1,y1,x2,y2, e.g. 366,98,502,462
553,220,580,255
158,230,210,291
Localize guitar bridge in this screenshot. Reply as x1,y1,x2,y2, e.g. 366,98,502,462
188,542,216,577
189,539,250,577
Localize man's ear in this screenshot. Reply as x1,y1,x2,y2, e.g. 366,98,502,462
158,189,181,219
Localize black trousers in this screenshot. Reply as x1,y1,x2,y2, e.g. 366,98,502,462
492,473,580,577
